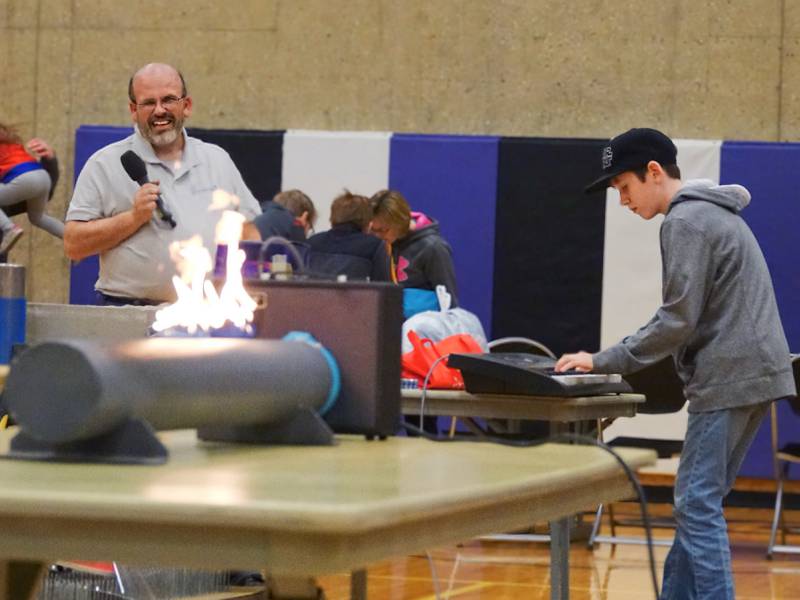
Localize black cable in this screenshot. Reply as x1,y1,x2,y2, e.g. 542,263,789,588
400,423,660,600
551,432,660,600
253,237,377,283
257,236,306,276
405,343,658,594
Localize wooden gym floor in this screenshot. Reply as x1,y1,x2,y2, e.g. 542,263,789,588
317,503,800,600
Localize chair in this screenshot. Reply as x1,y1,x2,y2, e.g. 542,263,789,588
475,336,559,541
486,336,556,358
766,357,800,558
462,336,558,438
588,355,686,549
447,337,556,438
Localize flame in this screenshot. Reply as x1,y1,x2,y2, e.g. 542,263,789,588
209,188,241,211
151,209,257,335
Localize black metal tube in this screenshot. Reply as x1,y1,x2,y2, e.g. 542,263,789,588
4,337,332,444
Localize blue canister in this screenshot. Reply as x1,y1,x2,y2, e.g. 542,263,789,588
0,264,25,364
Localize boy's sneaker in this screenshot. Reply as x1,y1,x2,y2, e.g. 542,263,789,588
0,226,24,256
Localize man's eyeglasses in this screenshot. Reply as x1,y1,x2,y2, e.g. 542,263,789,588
133,95,186,112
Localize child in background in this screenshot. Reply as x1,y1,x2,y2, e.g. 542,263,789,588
0,124,64,255
369,189,458,304
370,189,459,436
306,190,392,281
250,189,316,242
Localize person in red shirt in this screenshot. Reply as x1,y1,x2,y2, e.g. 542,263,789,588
0,123,64,256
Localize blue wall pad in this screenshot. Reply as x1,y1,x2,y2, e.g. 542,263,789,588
70,126,132,305
70,126,286,304
493,137,607,355
720,141,800,349
738,399,798,479
74,125,132,181
720,140,800,479
389,134,500,337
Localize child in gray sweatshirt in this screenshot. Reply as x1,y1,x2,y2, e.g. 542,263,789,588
558,128,795,600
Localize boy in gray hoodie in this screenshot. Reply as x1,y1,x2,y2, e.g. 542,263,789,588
557,128,795,599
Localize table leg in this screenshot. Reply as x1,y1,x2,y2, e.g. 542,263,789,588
548,418,572,599
0,560,45,600
549,517,570,600
350,568,367,600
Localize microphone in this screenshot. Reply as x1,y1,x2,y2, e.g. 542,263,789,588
120,150,177,228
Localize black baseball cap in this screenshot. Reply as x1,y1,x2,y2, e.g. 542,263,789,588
584,128,678,193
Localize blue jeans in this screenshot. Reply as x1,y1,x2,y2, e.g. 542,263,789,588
660,401,770,600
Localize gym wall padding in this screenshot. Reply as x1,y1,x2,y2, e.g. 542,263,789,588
70,126,132,305
720,141,800,349
388,134,499,335
281,130,391,233
69,126,285,305
601,140,722,444
186,128,284,206
601,140,722,350
720,141,800,479
492,137,607,356
68,127,800,481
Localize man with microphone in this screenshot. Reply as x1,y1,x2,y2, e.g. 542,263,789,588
64,63,262,305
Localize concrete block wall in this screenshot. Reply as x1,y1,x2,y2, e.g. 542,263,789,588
1,0,799,301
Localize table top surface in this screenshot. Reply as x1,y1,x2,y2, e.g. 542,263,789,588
0,428,655,574
0,428,654,533
401,388,645,405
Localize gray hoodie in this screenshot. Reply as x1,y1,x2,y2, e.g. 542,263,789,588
593,180,795,412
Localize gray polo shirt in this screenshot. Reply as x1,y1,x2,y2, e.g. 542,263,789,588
67,130,261,302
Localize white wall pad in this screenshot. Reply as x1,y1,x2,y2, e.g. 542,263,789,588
600,139,721,442
281,130,392,233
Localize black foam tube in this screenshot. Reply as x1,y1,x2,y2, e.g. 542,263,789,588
4,338,332,444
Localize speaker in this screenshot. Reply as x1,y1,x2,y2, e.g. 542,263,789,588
248,279,403,438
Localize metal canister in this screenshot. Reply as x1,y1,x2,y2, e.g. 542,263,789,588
0,264,25,364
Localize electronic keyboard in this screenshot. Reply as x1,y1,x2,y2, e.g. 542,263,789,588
447,352,633,397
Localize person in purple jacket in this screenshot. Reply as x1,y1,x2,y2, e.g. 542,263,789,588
369,189,458,305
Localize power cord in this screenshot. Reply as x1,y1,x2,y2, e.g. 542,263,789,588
418,354,452,431
408,347,659,597
400,421,660,600
258,236,307,277
255,237,372,282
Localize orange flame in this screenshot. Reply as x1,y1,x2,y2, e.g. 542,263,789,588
151,208,257,335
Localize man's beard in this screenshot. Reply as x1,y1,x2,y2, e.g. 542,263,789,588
139,115,184,147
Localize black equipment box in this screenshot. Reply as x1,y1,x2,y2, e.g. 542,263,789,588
248,279,402,437
447,352,632,397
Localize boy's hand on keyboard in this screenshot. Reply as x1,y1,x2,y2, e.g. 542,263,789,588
554,351,594,373
546,367,584,376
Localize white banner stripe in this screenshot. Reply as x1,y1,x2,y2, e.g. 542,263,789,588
600,139,721,442
281,130,392,232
